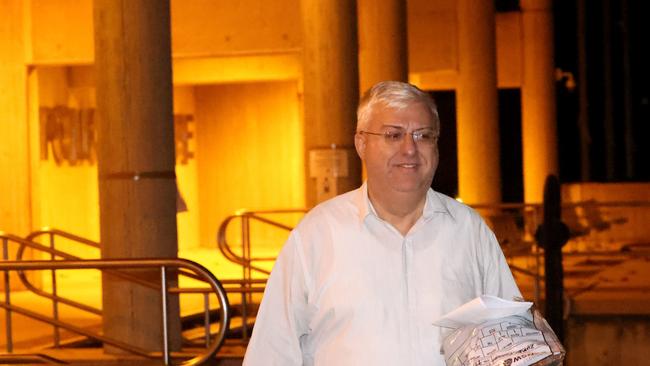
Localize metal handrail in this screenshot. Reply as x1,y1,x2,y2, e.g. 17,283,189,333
13,228,271,350
216,209,306,342
15,230,183,331
0,257,230,366
26,228,101,249
12,233,103,319
0,353,65,365
216,209,307,277
13,232,158,317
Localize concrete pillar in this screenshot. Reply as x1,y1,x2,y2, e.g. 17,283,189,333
456,0,501,205
357,0,408,93
0,1,31,293
0,0,30,237
93,0,180,352
521,0,558,203
301,0,361,206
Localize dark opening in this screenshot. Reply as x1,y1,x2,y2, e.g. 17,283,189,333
499,89,523,203
429,91,457,199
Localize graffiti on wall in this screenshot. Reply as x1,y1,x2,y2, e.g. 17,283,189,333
39,106,195,166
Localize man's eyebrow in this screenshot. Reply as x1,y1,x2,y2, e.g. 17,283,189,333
380,124,435,131
380,124,404,129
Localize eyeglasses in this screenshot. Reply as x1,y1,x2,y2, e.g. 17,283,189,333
358,128,438,145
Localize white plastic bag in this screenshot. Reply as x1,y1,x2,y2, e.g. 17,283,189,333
441,308,565,366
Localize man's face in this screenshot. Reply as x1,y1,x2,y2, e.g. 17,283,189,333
355,102,439,198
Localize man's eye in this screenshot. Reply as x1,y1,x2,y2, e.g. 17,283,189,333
385,132,403,141
417,132,436,142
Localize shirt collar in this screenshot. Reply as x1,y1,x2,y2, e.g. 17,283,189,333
354,181,455,224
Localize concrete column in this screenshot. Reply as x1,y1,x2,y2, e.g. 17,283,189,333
301,0,361,206
456,0,501,205
0,1,31,293
357,0,408,93
521,0,558,203
93,0,180,352
0,0,30,237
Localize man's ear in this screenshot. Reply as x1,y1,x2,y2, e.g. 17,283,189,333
354,132,366,161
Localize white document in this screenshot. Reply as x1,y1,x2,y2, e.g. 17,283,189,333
433,295,533,329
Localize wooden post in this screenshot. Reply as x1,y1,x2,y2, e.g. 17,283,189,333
93,0,180,352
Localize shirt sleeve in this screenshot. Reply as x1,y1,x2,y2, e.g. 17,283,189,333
243,231,311,366
478,220,523,302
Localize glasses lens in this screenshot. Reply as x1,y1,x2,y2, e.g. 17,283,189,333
413,130,437,144
384,131,404,142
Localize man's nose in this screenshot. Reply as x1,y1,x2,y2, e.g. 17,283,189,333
399,133,417,154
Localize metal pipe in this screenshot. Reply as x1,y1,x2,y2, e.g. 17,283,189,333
161,266,170,365
204,293,210,347
241,216,251,341
0,258,231,366
49,232,60,348
0,301,152,357
216,215,271,276
2,237,12,353
26,228,101,249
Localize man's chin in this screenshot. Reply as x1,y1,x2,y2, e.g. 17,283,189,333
389,182,429,195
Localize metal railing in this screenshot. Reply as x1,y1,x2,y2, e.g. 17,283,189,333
17,229,102,348
0,353,65,364
0,232,230,365
12,227,273,349
216,209,306,341
217,209,307,277
13,229,162,347
215,201,650,314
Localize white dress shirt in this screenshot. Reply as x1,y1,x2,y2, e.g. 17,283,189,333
243,183,522,366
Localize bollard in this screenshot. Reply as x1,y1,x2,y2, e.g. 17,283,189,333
535,175,570,343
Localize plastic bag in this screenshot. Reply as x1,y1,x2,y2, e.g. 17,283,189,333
441,308,565,366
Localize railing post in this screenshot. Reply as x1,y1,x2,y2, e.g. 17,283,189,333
160,266,171,365
49,232,60,347
241,215,250,341
203,293,211,347
2,237,13,353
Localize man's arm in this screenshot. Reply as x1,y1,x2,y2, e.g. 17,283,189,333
478,220,523,301
243,232,311,366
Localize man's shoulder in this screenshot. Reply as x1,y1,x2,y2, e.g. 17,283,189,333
429,190,478,219
298,188,360,228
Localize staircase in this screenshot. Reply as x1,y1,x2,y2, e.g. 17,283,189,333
0,230,231,365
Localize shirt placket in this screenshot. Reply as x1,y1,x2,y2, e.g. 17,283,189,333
403,235,418,364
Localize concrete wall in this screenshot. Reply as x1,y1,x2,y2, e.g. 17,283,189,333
24,0,522,89
567,315,650,365
3,0,527,254
562,182,650,251
194,81,304,258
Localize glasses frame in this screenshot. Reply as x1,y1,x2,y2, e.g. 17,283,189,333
357,128,438,145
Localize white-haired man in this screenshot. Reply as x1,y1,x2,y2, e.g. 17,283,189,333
243,81,521,365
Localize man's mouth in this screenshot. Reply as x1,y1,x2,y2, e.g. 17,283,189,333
396,163,417,168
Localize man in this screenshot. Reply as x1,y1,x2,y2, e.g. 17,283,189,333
243,81,521,365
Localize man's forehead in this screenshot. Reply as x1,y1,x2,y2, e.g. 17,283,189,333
368,103,435,127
